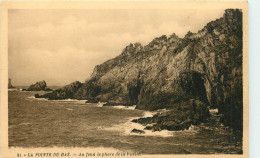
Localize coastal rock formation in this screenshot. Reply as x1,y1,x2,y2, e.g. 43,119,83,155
36,81,82,99
39,9,243,130
132,99,209,131
131,129,145,134
26,80,52,91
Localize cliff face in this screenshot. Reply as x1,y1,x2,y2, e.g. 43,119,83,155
40,9,243,129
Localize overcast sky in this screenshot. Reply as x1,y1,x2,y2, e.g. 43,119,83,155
8,9,225,86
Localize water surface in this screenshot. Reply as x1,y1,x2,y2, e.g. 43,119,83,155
8,91,242,154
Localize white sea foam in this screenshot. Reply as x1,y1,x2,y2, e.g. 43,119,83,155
52,99,88,103
37,98,49,101
142,111,156,117
104,109,175,137
105,108,199,137
30,96,88,104
105,117,174,137
97,102,106,107
28,96,49,101
28,96,35,99
111,105,136,110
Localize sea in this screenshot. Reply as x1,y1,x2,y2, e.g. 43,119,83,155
8,89,242,154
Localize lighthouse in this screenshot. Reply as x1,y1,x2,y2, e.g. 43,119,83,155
8,78,14,88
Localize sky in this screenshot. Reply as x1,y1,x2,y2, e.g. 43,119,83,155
8,9,225,86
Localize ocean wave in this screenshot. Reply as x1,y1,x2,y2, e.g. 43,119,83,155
111,105,136,110
29,96,88,104
104,109,199,137
52,99,88,103
142,111,156,117
28,96,49,101
105,117,174,137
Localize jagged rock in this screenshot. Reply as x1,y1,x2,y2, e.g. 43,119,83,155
131,119,138,123
38,9,243,130
131,117,153,125
35,81,81,99
134,99,210,131
144,125,152,130
131,129,145,134
26,80,52,91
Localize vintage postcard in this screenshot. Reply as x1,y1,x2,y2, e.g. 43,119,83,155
0,1,248,158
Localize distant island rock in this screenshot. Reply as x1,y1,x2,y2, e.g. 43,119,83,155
24,80,53,91
37,9,243,130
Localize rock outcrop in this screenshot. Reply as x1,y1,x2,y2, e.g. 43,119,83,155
39,9,243,130
132,99,209,131
131,129,145,134
26,80,52,91
35,81,82,99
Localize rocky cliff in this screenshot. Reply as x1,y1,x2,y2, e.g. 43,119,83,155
39,9,243,130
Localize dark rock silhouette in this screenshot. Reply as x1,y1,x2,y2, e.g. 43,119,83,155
39,9,243,130
36,81,81,99
131,129,145,134
26,80,53,91
133,99,209,131
8,78,15,88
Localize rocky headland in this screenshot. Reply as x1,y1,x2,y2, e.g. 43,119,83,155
35,81,81,99
37,9,243,130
